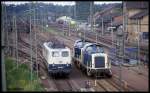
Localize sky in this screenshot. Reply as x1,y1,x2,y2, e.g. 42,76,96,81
3,1,122,6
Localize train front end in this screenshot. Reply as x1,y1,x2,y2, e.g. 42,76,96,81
83,43,112,77
48,48,72,75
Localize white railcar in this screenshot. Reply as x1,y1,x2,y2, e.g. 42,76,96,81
43,42,72,75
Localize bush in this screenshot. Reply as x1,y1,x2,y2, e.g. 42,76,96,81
5,57,44,91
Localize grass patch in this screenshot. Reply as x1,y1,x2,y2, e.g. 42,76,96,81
5,57,44,91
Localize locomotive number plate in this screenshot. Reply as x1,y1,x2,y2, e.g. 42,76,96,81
58,67,63,68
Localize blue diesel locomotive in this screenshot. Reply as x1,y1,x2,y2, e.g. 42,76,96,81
73,39,112,77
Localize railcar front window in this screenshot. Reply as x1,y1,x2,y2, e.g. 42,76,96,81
62,51,69,57
52,51,59,57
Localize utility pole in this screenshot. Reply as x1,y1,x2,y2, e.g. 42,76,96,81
90,1,97,87
116,26,124,91
4,4,9,55
68,5,71,36
12,8,16,62
40,5,43,32
35,1,38,79
116,2,125,91
2,3,6,91
83,20,85,42
137,19,141,74
90,2,94,32
14,15,18,69
101,17,104,36
74,2,77,33
29,3,33,90
34,2,39,90
111,18,114,48
94,18,98,44
12,6,18,69
74,3,76,20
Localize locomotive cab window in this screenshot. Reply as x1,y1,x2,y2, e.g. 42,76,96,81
76,42,83,48
96,46,104,53
85,45,104,54
52,51,59,57
62,51,69,57
85,46,93,54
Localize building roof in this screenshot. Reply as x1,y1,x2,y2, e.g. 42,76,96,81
111,20,122,27
97,12,122,23
130,10,148,19
126,1,148,9
94,3,122,19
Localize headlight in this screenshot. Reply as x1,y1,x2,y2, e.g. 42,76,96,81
67,62,70,66
52,63,55,66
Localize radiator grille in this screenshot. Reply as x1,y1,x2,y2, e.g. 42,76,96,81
95,56,105,68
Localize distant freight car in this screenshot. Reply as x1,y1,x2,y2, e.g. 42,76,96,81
73,39,112,77
42,42,72,75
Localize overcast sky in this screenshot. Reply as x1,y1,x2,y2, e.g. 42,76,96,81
3,1,122,6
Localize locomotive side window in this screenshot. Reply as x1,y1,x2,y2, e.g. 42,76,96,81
85,46,93,54
52,51,59,57
62,51,69,57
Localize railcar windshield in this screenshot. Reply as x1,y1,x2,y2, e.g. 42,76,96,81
62,51,69,57
52,51,59,57
85,45,104,54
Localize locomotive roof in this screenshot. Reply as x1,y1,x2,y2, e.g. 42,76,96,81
74,41,89,48
74,39,104,49
47,42,66,49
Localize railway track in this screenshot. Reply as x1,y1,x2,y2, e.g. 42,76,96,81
8,31,70,91
47,24,138,91
8,25,138,91
39,49,74,91
30,30,122,91
50,23,148,61
18,31,76,91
